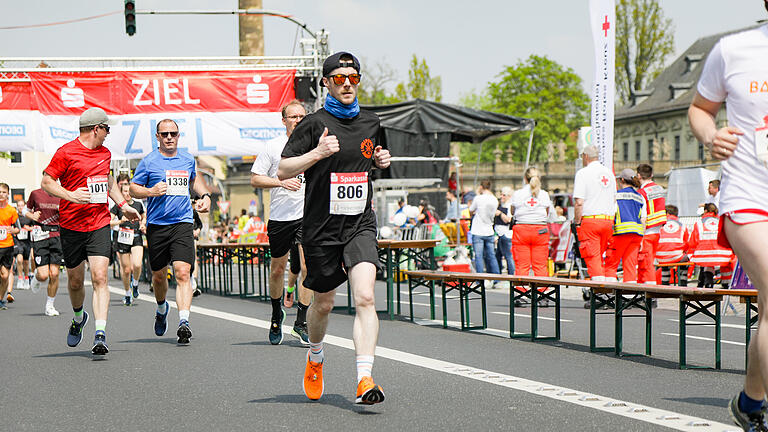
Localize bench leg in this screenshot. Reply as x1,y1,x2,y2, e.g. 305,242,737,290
646,297,653,356
615,291,623,356
715,302,721,370
442,283,448,329
590,290,597,351
531,284,538,341
409,277,415,322
429,280,435,320
481,283,487,329
679,301,687,370
555,285,561,340
509,284,515,338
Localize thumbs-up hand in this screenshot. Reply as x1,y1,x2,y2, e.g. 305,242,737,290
373,145,391,169
315,127,340,159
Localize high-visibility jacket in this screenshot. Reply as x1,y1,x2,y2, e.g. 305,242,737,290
688,213,734,266
613,187,645,236
655,215,689,263
639,181,667,229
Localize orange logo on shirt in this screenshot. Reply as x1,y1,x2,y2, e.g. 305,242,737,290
360,139,374,159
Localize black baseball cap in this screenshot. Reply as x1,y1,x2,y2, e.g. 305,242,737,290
321,51,361,86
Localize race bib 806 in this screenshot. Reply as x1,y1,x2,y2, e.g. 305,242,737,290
329,172,368,216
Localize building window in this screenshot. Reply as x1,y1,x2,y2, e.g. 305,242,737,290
10,188,24,203
635,140,641,161
9,152,21,164
648,139,654,161
699,142,705,160
674,136,680,161
623,142,629,162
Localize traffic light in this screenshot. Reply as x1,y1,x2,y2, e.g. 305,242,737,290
124,0,136,36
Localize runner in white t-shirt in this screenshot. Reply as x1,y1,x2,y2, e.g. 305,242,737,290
688,19,768,431
250,100,312,345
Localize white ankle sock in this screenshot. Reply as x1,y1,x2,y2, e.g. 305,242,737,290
179,309,190,322
46,297,55,308
157,302,168,314
309,341,324,363
356,355,374,382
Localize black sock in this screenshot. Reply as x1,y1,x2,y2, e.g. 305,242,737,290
271,298,282,320
296,302,308,324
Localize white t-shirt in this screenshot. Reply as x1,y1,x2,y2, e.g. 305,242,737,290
469,192,498,236
511,185,551,224
573,161,616,216
704,191,720,208
251,135,305,221
697,25,768,214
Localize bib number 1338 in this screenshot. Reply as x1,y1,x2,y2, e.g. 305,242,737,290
330,172,367,215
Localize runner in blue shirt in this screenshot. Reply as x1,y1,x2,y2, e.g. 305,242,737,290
130,119,211,344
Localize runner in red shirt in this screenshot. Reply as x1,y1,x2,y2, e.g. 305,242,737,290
41,107,140,356
26,187,63,316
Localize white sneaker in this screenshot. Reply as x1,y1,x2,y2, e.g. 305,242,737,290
44,304,59,316
16,278,28,290
30,277,41,294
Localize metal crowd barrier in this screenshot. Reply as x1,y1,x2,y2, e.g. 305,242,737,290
196,242,271,300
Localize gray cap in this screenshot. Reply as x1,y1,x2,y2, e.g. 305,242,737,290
581,145,599,158
617,168,636,181
79,107,117,127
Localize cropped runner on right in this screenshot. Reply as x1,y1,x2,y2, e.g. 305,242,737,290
688,9,768,430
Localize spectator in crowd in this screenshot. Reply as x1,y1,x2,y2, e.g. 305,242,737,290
469,180,500,276
688,203,734,288
461,186,476,206
510,168,551,279
604,169,645,283
702,179,720,209
494,186,514,275
448,172,457,195
393,198,407,227
636,163,667,284
416,198,437,226
238,209,249,230
444,190,459,222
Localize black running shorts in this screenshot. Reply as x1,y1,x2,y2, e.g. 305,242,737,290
32,236,63,267
60,225,112,269
302,228,381,293
267,219,302,258
114,232,143,254
146,223,195,272
0,246,13,269
13,240,31,261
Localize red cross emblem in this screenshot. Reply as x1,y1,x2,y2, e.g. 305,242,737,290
527,197,538,207
602,15,610,37
600,176,610,187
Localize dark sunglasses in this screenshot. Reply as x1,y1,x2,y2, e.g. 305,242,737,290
158,131,179,138
327,73,361,86
97,124,110,133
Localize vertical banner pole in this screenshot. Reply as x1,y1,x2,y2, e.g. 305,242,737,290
589,0,616,169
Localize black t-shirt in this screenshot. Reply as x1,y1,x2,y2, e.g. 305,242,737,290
494,205,508,226
15,215,33,244
282,108,385,245
110,200,145,233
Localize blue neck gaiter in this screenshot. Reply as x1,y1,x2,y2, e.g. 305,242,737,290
324,94,360,119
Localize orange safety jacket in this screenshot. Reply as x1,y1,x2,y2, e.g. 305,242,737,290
687,213,734,266
639,181,667,229
655,216,689,263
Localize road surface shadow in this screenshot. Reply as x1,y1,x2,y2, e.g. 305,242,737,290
249,393,379,414
662,396,730,408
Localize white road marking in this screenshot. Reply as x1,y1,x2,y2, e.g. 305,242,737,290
662,333,746,347
491,311,573,322
668,319,748,330
107,285,735,431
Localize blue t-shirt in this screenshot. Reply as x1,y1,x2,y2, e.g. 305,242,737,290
132,149,196,225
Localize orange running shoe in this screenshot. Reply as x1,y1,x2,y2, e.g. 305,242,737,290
303,352,324,400
6,293,14,303
355,376,385,405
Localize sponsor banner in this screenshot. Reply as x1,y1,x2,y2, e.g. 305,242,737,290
0,110,39,151
25,70,296,115
34,111,285,159
589,0,615,168
0,82,33,110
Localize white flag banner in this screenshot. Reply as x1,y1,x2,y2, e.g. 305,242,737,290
589,0,616,168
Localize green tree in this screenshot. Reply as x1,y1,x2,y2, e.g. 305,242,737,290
615,0,674,104
464,55,588,163
394,55,442,102
357,59,401,105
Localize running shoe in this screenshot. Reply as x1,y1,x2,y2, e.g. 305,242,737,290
302,352,324,400
729,394,768,432
131,276,140,299
91,331,109,355
0,300,7,310
29,277,41,294
177,320,192,344
291,322,310,345
269,309,285,345
16,277,25,290
45,304,60,317
355,376,385,405
6,293,14,303
123,295,132,306
154,302,169,336
192,278,201,297
16,278,29,290
67,311,89,347
284,286,295,308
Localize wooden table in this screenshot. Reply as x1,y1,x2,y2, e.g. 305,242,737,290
377,239,439,320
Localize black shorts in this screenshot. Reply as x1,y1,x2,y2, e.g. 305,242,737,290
267,219,302,258
114,232,144,254
32,236,63,267
60,225,112,269
0,246,14,269
146,223,195,272
289,242,300,275
14,240,31,261
302,228,381,293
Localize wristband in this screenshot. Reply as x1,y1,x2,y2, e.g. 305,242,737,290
118,200,127,208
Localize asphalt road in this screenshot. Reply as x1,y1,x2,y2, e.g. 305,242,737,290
0,273,748,432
